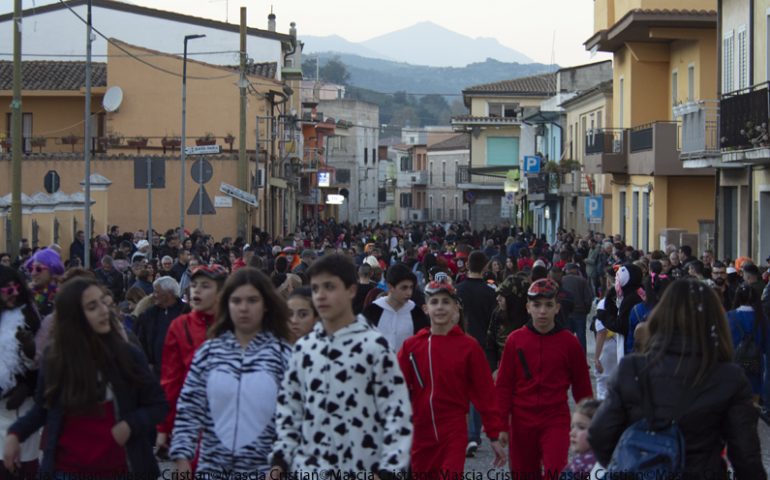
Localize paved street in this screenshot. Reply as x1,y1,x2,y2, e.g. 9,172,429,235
466,330,770,474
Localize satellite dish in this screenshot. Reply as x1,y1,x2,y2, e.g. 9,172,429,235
103,86,124,112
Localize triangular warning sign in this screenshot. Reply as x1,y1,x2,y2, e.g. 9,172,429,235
187,186,216,215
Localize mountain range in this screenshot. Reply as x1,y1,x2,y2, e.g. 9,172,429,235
308,53,556,96
302,21,533,68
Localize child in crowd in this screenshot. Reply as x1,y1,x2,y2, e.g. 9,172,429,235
398,278,506,477
269,254,412,478
171,268,292,475
156,264,228,457
562,398,601,477
496,278,593,477
286,287,319,344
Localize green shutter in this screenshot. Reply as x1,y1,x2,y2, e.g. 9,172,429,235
486,137,519,166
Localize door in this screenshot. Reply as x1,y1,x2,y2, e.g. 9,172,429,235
760,191,770,264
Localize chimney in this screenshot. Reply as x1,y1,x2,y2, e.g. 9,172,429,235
268,8,276,32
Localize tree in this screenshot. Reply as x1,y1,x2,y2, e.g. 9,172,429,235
320,57,351,85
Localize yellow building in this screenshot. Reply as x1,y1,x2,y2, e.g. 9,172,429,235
560,81,615,234
452,73,557,230
0,40,301,250
585,2,717,253
710,0,770,262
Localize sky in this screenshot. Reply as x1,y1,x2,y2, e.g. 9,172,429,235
6,0,610,67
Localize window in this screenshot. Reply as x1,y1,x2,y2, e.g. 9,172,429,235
364,147,368,165
442,161,446,185
723,32,735,93
486,137,519,166
687,65,695,101
738,28,748,89
455,196,459,220
336,168,351,184
488,102,519,118
5,112,32,153
671,70,678,107
429,161,433,183
400,155,412,171
619,190,627,241
372,148,377,162
442,196,446,219
597,110,602,129
632,191,640,248
400,193,412,208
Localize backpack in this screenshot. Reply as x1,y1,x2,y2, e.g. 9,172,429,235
734,318,762,376
607,357,701,476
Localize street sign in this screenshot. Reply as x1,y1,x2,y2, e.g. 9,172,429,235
503,169,520,193
318,171,331,188
219,182,258,207
44,170,60,194
585,196,603,224
191,159,213,184
185,144,222,155
523,155,541,176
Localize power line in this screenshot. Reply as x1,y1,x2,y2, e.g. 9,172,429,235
57,0,237,81
0,50,241,58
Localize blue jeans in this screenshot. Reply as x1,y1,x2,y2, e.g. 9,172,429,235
468,403,482,443
569,313,587,352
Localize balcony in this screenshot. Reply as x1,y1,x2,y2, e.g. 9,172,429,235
455,165,505,189
720,83,770,163
627,121,712,175
302,148,323,172
676,100,721,167
409,170,428,185
584,129,627,174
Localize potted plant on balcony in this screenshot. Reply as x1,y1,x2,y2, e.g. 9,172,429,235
740,121,770,148
196,132,216,146
127,136,149,153
0,136,10,153
224,132,235,152
61,134,79,152
101,132,123,149
161,135,181,153
30,136,47,153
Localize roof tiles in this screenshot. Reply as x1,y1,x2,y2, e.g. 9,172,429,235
0,61,107,90
463,72,557,96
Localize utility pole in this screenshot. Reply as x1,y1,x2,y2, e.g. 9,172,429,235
237,6,248,240
83,0,93,269
10,0,22,258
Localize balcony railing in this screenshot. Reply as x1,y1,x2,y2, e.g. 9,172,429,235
584,129,628,174
720,82,770,149
409,170,428,185
456,165,470,184
585,129,624,155
630,124,654,152
678,100,721,160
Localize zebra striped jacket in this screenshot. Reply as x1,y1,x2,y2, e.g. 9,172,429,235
169,330,292,474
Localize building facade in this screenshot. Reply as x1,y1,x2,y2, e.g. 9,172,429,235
427,134,470,223
585,1,717,253
319,99,380,225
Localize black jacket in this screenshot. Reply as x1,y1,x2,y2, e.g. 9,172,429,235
134,299,189,375
589,347,766,480
456,277,497,351
9,345,168,477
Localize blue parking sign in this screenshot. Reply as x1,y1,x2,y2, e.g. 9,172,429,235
585,196,603,223
523,156,541,175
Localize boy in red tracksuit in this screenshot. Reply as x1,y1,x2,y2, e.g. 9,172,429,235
496,278,593,479
155,264,228,457
398,278,507,477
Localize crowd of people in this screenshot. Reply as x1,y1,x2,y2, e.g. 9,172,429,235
0,217,768,479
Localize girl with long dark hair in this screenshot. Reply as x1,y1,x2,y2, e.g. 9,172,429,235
170,267,292,476
2,277,167,478
589,278,765,478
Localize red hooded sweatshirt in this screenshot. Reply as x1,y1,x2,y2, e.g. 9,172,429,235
158,309,215,434
398,326,505,447
495,322,593,427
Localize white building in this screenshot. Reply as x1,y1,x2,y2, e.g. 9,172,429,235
427,134,470,222
320,99,379,225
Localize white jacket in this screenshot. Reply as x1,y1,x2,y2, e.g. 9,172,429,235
270,317,412,475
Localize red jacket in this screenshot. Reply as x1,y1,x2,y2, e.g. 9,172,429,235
397,326,505,445
158,310,215,434
495,323,592,426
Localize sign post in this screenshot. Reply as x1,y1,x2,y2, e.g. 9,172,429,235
220,182,258,207
585,196,604,225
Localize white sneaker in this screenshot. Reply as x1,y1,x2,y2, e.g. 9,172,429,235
465,441,478,458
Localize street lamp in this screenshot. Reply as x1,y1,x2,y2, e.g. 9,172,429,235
180,34,205,240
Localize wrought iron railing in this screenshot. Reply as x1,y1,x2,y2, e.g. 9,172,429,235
720,82,770,149
585,129,625,155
